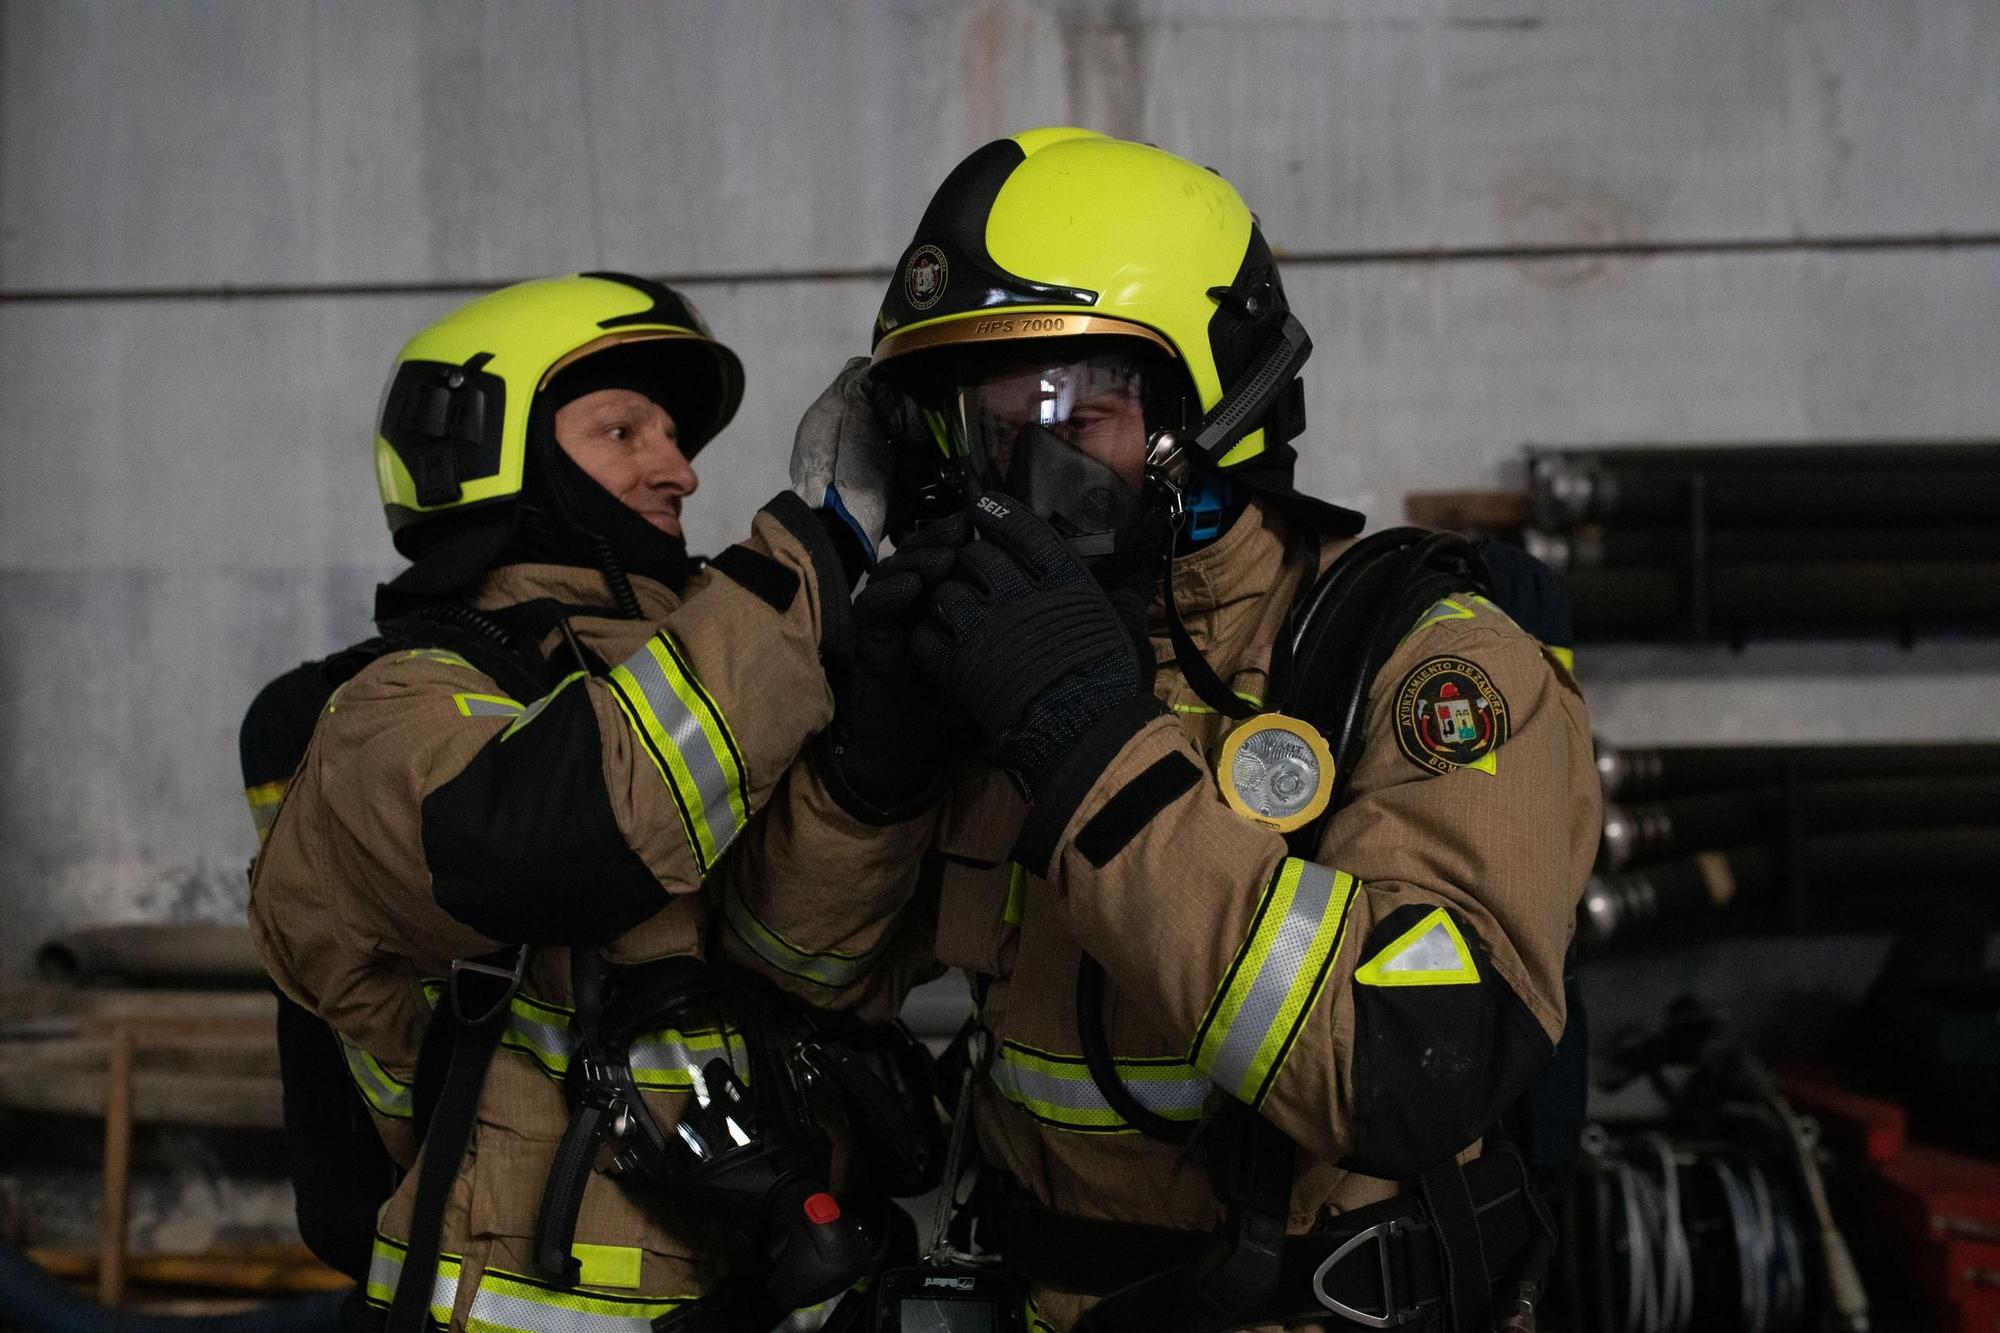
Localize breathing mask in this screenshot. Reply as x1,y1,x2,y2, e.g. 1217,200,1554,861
891,340,1191,561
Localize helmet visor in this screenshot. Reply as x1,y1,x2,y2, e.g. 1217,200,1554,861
941,348,1174,554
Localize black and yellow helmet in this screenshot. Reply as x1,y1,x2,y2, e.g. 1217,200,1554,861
872,128,1336,554
375,272,742,555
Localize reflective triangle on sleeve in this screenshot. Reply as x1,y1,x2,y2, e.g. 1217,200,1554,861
1354,907,1480,987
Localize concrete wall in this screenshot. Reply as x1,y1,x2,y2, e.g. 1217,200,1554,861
2,0,1998,973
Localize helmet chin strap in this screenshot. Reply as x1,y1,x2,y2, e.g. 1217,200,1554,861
1157,503,1261,720
1142,312,1314,720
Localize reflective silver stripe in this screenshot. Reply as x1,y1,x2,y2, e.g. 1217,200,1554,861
245,780,287,844
504,671,586,739
629,1029,749,1083
371,1238,690,1330
467,1268,686,1331
1202,860,1351,1104
504,1009,576,1076
721,888,876,989
364,1237,458,1320
250,800,281,841
989,1043,1210,1132
422,981,744,1089
458,694,524,717
617,639,744,863
339,1036,413,1119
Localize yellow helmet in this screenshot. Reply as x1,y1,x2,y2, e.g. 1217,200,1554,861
375,272,742,555
874,128,1310,473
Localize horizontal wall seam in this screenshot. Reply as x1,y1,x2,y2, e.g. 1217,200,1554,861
3,230,1997,305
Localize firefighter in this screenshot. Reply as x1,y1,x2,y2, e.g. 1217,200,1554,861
728,130,1600,1331
247,272,890,1331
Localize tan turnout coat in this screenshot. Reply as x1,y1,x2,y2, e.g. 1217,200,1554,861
250,495,847,1330
719,499,1600,1330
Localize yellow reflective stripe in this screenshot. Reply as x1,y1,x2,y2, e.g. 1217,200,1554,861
1003,862,1028,926
722,888,880,989
245,779,288,844
364,1235,456,1322
502,670,587,739
403,648,476,670
607,632,749,873
368,1236,694,1329
627,1026,750,1090
453,691,523,718
417,981,747,1090
1170,690,1263,716
570,1243,642,1289
989,1039,1210,1134
1403,593,1519,645
1191,859,1357,1107
1411,596,1478,637
1026,1294,1060,1333
339,1036,413,1119
469,1267,691,1332
1548,645,1576,673
1355,907,1480,987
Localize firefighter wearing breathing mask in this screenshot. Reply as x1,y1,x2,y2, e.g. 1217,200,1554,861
740,129,1599,1332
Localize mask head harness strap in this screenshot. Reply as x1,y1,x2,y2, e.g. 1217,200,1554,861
1142,311,1313,521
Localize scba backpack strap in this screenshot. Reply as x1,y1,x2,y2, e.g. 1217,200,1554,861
241,604,565,1284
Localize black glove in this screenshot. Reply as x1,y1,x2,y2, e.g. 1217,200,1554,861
911,493,1149,797
819,513,974,822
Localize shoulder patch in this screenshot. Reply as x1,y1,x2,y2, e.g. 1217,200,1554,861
1392,656,1509,776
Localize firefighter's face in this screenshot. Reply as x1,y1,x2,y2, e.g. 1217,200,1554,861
554,389,698,537
972,363,1148,493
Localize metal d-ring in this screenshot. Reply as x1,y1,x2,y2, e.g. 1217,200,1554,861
1311,1218,1422,1328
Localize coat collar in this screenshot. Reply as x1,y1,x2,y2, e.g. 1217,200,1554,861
1146,498,1356,712
469,561,678,622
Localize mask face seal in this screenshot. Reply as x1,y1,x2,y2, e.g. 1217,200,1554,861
897,340,1190,560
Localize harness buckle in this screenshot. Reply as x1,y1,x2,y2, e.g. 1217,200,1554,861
1311,1217,1427,1328
448,944,528,1025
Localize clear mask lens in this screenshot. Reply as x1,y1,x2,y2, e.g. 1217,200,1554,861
947,350,1170,552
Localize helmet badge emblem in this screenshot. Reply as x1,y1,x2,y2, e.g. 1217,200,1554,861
904,245,949,311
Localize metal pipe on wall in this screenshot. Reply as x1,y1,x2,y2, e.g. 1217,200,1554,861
1595,741,2000,802
1565,560,2000,639
1599,775,2000,870
1580,827,2000,954
1529,524,2000,572
34,925,267,990
1530,443,2000,530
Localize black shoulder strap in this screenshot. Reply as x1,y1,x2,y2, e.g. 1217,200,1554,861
1273,527,1489,853
374,605,563,703
239,638,396,794
387,954,523,1333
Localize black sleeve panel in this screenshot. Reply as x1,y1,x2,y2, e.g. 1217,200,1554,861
708,543,801,615
1012,696,1169,876
761,490,855,658
1344,904,1555,1179
422,682,666,948
1074,752,1203,868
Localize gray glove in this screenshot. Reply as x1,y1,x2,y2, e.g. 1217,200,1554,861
790,357,901,567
